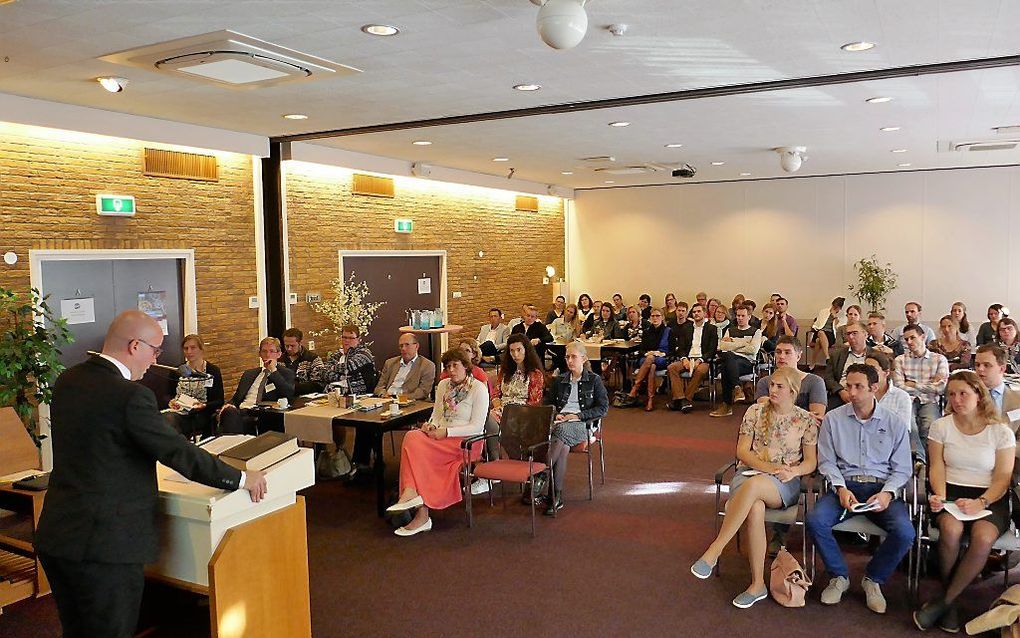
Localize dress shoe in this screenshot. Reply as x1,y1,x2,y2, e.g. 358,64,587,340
861,577,886,614
386,495,423,513
820,576,849,605
543,495,564,516
913,598,949,631
938,602,960,633
394,517,432,537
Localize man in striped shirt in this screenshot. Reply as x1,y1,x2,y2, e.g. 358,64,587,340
892,324,948,462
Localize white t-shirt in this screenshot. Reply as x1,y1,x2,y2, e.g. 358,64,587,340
928,415,1016,487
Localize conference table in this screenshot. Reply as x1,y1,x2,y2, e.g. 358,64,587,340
266,397,434,516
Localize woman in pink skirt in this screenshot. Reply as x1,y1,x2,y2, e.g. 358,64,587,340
387,348,488,536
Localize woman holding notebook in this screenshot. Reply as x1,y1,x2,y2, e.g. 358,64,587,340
914,371,1016,632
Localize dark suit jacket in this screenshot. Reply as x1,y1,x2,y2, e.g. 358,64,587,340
36,356,241,564
823,346,872,395
511,321,554,358
672,321,719,361
228,365,296,406
374,356,437,400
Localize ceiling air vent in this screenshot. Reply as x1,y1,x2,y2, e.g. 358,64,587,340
100,30,360,89
593,164,665,175
938,139,1020,153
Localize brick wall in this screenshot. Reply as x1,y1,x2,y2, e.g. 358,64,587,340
284,162,565,355
0,123,260,391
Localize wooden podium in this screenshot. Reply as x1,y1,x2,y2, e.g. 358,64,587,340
148,437,315,637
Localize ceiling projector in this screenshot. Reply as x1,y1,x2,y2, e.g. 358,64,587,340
532,0,589,50
672,164,697,178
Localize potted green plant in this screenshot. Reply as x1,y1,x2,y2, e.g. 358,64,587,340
847,254,899,313
0,286,74,445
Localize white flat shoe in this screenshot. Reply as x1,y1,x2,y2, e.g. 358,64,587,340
386,495,423,513
394,518,432,537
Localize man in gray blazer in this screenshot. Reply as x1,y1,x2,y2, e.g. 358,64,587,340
374,333,436,401
477,307,510,361
823,321,872,410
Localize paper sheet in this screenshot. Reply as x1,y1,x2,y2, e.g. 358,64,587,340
943,502,992,521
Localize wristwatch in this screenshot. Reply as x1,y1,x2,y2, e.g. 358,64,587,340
979,496,989,508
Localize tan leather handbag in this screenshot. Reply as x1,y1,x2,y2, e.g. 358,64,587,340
966,585,1020,637
770,547,812,607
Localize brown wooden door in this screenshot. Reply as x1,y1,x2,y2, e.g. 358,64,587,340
342,254,442,364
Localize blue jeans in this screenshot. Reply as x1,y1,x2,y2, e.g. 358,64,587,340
910,400,940,463
806,482,915,584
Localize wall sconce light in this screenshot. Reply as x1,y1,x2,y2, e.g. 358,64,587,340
545,265,556,278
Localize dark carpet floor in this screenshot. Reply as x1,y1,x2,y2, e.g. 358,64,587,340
2,399,1009,637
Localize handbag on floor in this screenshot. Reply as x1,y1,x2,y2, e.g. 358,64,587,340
611,391,637,408
769,546,811,607
316,446,353,479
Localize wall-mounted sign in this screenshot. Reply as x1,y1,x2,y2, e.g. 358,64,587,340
96,194,136,216
394,219,413,233
417,277,431,295
60,298,95,325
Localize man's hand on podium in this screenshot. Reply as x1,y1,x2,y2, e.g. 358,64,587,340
244,470,268,502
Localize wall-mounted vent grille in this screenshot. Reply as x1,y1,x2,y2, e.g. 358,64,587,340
515,195,539,212
352,173,395,198
938,139,1020,153
144,148,218,181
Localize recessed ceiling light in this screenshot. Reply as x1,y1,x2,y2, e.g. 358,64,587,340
97,76,128,93
513,83,541,91
866,96,893,104
411,140,432,146
711,161,725,166
664,143,683,148
604,180,615,184
897,163,912,167
361,24,399,36
841,41,876,52
891,148,908,153
282,113,308,120
739,172,751,177
880,126,901,132
608,121,630,127
561,171,573,175
492,157,509,162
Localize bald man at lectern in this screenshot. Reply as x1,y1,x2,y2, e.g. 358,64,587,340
36,310,268,638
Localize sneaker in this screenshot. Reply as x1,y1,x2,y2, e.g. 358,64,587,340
680,399,693,413
820,576,850,605
709,404,733,418
470,478,491,495
861,577,886,614
732,386,746,403
732,589,768,609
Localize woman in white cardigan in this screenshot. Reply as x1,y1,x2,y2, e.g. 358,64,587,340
387,348,488,536
808,296,846,368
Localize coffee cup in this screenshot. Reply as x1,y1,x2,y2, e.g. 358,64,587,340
277,397,289,409
389,402,400,415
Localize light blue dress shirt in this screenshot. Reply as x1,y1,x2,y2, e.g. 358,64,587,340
817,400,913,494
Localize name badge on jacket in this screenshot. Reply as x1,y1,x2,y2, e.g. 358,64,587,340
265,383,276,393
205,378,214,388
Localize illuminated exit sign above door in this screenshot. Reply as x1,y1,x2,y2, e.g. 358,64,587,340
394,218,413,233
96,194,136,216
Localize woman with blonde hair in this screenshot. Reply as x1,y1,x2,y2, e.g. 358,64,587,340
551,303,581,342
914,371,1015,631
690,366,818,608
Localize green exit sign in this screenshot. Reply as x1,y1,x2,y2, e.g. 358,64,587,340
394,218,413,233
96,194,136,216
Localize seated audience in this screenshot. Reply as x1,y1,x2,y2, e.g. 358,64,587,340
611,293,627,321
974,344,1020,433
507,303,529,331
663,293,678,319
543,342,609,515
807,364,914,615
774,297,798,338
834,305,862,347
950,301,973,347
728,294,745,322
546,295,566,325
822,321,870,410
623,305,646,341
993,317,1020,374
667,303,718,413
760,303,780,352
744,299,761,330
584,302,623,340
168,333,224,438
691,367,818,609
638,294,653,321
710,304,763,418
219,337,296,434
490,334,545,423
666,301,690,332
510,304,554,362
551,303,581,341
865,312,903,357
386,348,488,536
769,293,782,306
893,324,949,462
755,336,826,422
929,314,972,370
696,291,709,308
891,301,937,347
374,333,436,400
808,296,846,368
976,303,1006,347
322,325,379,474
626,308,671,411
577,293,595,323
281,327,325,395
707,298,723,324
710,304,730,339
914,371,1015,632
865,351,913,430
477,307,510,361
443,338,493,396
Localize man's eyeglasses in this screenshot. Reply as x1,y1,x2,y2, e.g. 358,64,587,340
136,338,163,358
